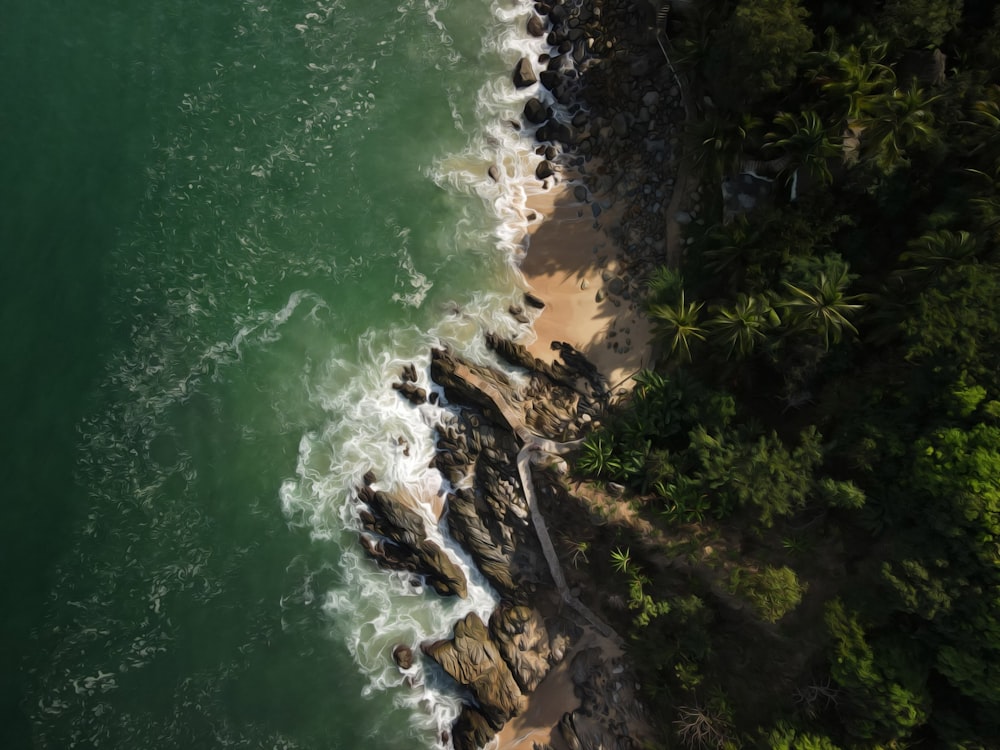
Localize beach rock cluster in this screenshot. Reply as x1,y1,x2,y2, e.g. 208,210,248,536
359,335,653,748
514,0,688,296
427,343,591,748
423,612,528,730
356,482,468,599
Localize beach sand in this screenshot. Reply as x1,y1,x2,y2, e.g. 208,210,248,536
493,631,625,750
492,180,653,749
517,182,654,395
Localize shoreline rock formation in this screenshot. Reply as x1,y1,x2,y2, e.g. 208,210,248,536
368,334,649,749
357,0,685,745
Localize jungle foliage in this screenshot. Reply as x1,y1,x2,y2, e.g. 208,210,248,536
573,2,1000,747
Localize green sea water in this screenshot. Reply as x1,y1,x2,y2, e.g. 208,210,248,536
1,0,551,746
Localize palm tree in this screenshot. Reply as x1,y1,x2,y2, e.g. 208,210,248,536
861,279,910,347
860,83,943,173
698,214,764,288
816,42,895,125
764,110,842,185
650,291,706,363
780,263,863,349
895,229,983,283
708,293,780,360
954,95,1000,160
687,111,764,179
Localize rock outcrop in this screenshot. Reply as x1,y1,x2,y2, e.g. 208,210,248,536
489,602,552,693
422,612,526,730
356,485,467,598
392,644,414,670
451,706,496,750
513,56,537,88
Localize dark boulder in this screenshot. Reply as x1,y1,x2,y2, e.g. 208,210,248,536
524,292,546,309
539,69,562,91
535,160,555,180
513,57,537,88
523,97,548,125
392,381,427,405
526,14,546,37
393,644,414,670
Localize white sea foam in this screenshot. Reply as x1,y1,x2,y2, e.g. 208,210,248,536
34,1,564,747
277,4,570,743
279,324,503,745
427,1,575,266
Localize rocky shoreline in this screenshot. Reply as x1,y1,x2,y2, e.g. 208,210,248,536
521,0,688,282
364,338,648,749
355,1,687,747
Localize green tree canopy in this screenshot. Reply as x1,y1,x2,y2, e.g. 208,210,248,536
704,0,813,109
877,0,963,48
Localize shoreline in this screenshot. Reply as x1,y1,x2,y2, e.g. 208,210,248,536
384,0,689,746
517,180,654,395
479,0,688,743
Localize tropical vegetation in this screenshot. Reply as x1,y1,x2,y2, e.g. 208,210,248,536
568,1,1000,747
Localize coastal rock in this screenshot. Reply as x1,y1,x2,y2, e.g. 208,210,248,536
484,333,576,392
392,644,414,670
357,485,467,598
446,487,519,598
489,601,552,693
513,57,537,88
524,292,546,309
508,304,530,324
539,69,562,91
422,612,526,729
488,164,501,182
537,119,578,147
560,710,633,750
430,348,515,432
535,160,555,180
523,97,548,125
563,646,650,750
452,705,496,750
526,13,546,38
392,380,427,405
612,112,628,137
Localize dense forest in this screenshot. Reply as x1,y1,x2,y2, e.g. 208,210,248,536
570,1,1000,747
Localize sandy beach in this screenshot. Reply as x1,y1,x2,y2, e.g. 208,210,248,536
517,181,654,395
489,176,655,750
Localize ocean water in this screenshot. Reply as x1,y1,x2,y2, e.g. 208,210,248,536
0,0,561,746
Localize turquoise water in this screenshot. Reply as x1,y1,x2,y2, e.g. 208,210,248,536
1,0,554,746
